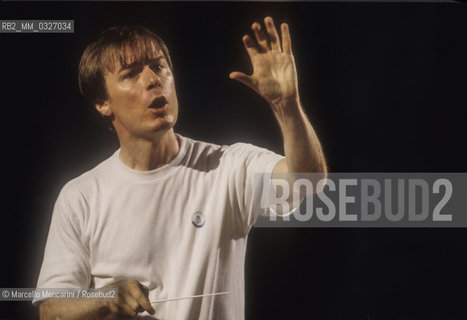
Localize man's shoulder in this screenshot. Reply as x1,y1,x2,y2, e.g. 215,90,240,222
58,150,117,199
180,135,279,169
182,135,223,155
181,135,258,162
182,135,268,157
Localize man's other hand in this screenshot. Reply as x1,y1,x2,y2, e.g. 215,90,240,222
103,280,155,318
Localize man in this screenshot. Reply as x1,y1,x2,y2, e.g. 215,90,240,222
35,17,326,319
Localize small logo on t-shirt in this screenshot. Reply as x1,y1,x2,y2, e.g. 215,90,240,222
191,211,206,228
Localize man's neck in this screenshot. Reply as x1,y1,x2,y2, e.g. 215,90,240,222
118,129,180,171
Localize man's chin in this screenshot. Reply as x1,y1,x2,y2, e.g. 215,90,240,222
149,116,176,133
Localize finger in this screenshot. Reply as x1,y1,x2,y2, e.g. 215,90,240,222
264,17,281,51
119,301,138,318
281,23,292,55
242,35,258,60
121,294,141,314
229,72,256,91
130,284,156,315
251,22,269,52
138,283,156,315
107,302,120,315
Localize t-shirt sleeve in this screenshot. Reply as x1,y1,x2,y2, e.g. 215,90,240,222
33,184,91,306
225,143,284,234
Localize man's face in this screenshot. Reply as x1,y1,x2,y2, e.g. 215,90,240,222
97,46,178,140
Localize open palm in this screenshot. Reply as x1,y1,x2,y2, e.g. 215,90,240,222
230,17,299,109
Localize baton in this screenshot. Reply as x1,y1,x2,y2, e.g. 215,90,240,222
150,291,230,304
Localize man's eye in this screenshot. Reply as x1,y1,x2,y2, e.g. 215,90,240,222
151,64,165,73
123,70,139,79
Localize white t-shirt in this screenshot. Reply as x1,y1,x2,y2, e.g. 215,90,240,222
34,135,283,320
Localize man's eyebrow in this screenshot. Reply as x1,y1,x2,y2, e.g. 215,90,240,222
118,55,165,73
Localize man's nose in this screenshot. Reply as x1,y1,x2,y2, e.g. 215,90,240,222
144,66,161,90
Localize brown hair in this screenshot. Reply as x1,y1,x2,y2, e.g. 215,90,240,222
78,26,173,105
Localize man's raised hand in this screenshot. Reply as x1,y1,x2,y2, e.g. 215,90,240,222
229,17,300,113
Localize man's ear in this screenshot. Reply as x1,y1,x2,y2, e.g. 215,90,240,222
95,100,113,117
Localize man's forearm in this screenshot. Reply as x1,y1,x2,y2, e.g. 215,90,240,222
273,99,327,174
39,299,110,320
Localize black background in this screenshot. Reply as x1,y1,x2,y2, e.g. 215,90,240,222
1,1,467,319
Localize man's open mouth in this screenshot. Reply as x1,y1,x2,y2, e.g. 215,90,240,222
149,96,168,109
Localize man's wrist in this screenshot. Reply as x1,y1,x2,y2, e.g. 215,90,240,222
91,300,112,320
270,98,304,126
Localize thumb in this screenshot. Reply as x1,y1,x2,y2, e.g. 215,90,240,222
140,283,149,296
229,72,256,91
